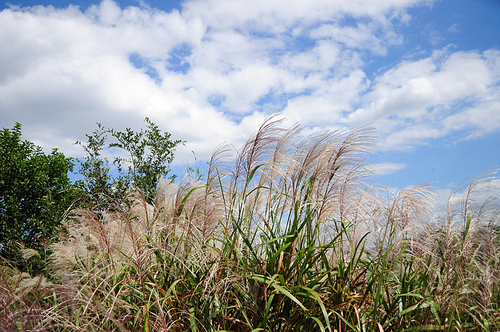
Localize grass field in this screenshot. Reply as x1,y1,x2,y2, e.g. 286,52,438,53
1,116,499,331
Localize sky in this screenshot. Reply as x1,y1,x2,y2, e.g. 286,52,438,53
1,0,500,211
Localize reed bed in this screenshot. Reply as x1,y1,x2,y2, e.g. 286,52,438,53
1,115,499,331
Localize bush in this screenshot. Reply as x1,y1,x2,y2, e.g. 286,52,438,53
0,122,79,273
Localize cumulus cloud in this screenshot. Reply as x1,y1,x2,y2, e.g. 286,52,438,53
0,0,499,172
347,48,500,150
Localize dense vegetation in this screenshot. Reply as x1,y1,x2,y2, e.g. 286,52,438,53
0,122,78,271
1,115,499,331
0,119,182,273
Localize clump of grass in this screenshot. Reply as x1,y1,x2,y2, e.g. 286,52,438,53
410,172,500,330
0,261,69,331
2,115,499,331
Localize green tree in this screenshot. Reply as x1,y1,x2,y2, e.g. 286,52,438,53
77,117,184,204
0,123,78,268
75,123,113,208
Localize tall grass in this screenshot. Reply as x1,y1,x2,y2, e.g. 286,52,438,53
1,115,499,331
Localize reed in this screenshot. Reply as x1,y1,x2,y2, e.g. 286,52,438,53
1,115,498,331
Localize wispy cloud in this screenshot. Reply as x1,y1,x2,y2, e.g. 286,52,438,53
448,23,459,33
374,162,407,175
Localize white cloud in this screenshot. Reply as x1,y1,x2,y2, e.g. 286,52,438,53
283,69,368,127
309,22,400,55
347,48,500,150
374,162,407,175
432,187,452,213
181,0,430,31
448,23,459,33
432,175,500,215
0,0,499,173
443,99,500,139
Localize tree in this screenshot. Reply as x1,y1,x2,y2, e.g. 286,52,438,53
0,123,78,267
75,123,113,207
77,117,184,204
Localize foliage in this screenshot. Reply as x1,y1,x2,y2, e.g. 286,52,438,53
2,116,499,331
0,123,79,271
74,122,113,208
76,117,184,205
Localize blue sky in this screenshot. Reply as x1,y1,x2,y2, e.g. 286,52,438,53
1,0,499,211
